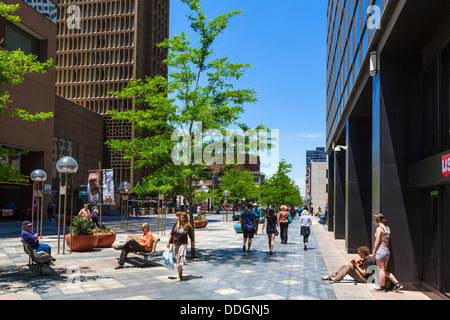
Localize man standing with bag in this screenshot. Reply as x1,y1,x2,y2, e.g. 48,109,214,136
241,203,258,253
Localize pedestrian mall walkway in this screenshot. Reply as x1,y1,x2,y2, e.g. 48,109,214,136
0,212,438,301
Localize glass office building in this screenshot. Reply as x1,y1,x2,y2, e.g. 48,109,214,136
306,147,327,167
326,0,450,297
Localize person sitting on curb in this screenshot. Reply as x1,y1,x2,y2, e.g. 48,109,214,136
113,223,154,269
321,246,376,283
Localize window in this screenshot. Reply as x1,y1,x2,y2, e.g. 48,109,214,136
5,21,41,57
440,45,450,152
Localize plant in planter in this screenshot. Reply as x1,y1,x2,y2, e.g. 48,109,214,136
193,215,208,228
66,216,98,251
92,225,116,248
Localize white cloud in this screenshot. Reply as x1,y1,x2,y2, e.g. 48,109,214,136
296,133,322,141
294,177,305,196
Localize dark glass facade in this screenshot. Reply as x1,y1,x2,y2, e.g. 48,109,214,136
326,0,450,297
326,0,390,147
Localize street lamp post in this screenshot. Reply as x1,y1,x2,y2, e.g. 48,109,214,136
119,181,130,228
223,190,230,222
201,185,209,219
56,156,78,254
30,169,47,238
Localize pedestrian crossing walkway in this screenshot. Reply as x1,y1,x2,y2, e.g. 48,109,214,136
0,213,372,300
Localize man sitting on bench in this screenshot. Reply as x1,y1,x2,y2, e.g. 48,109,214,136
21,221,55,260
113,222,154,269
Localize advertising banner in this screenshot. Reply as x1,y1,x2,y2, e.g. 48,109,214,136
87,170,100,204
102,169,115,205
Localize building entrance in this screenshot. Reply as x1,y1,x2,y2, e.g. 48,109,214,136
422,185,450,298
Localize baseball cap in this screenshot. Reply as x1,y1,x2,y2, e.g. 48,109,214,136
22,221,32,226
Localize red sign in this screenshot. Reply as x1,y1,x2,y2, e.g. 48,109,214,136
442,153,450,177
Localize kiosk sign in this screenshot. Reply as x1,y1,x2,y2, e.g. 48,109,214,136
441,153,450,177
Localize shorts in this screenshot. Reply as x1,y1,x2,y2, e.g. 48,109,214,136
243,230,255,239
375,247,390,263
267,228,276,234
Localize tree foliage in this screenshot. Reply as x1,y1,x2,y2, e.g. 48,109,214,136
215,165,260,209
106,0,262,257
260,160,303,208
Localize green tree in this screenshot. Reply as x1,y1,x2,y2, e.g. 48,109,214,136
0,3,54,183
106,0,260,257
217,165,259,212
260,159,302,208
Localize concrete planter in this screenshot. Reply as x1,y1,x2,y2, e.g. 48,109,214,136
95,232,116,248
66,234,98,252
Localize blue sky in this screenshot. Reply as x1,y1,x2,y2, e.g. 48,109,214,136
168,0,327,195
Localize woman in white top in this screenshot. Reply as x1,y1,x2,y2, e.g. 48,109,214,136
299,210,312,250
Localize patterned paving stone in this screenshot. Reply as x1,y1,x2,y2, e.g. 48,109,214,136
0,213,378,301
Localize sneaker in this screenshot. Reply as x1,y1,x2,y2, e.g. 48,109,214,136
393,283,403,292
372,286,387,292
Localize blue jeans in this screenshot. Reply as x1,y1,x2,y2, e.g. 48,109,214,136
37,244,51,255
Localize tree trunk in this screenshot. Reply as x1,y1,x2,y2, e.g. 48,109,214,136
188,176,195,259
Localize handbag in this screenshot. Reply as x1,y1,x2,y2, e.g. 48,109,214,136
287,214,293,224
163,247,174,269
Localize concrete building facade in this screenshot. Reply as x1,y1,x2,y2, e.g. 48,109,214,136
55,0,170,187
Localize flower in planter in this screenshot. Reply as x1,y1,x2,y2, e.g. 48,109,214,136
92,225,115,235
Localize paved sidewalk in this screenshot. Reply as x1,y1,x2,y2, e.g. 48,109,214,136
0,213,437,301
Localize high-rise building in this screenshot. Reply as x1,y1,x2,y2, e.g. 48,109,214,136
326,0,449,297
306,147,327,167
0,0,108,220
55,0,169,186
305,147,327,209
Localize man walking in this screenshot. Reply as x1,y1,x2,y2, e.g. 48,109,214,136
241,203,258,252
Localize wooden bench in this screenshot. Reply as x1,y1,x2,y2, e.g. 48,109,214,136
20,238,54,275
125,234,160,264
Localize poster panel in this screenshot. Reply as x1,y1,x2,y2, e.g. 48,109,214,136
102,169,115,205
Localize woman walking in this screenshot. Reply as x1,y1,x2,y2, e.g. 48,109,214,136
91,206,100,228
371,213,403,292
299,209,312,250
262,208,278,255
167,212,194,282
277,206,289,244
